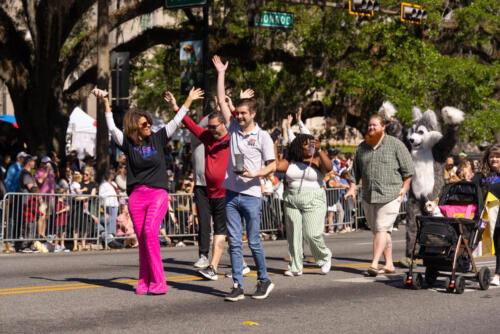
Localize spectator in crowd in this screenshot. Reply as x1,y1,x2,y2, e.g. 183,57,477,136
472,159,480,174
70,172,83,194
340,169,356,231
345,114,414,276
19,155,36,193
58,166,72,191
214,55,276,301
35,156,56,237
325,169,351,233
116,204,138,248
5,151,26,192
115,163,127,197
171,177,194,247
344,152,354,171
99,169,120,247
457,160,472,181
275,134,333,277
457,152,472,179
96,86,202,295
68,150,82,173
49,151,60,179
20,186,43,252
472,144,500,285
53,187,70,252
444,157,460,183
324,170,342,234
1,155,12,178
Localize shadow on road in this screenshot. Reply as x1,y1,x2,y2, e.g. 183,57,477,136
30,276,136,292
168,280,226,297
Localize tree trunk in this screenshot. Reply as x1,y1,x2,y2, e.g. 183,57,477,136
95,0,110,184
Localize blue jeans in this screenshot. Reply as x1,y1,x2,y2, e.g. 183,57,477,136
104,206,118,242
225,190,268,287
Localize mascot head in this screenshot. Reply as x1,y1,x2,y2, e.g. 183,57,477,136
379,101,403,139
407,107,443,150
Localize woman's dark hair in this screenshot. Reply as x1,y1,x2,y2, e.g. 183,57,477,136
480,144,500,177
287,134,314,163
123,108,153,147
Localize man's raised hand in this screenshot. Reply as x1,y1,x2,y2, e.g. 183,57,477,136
212,55,228,72
240,89,254,100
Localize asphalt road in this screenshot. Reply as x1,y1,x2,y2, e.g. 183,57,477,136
1,229,499,334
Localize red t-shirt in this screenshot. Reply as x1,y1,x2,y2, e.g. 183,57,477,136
54,200,68,226
182,115,229,198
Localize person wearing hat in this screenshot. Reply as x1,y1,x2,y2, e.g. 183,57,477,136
444,157,460,184
4,152,27,193
19,155,37,193
457,152,472,181
35,157,55,195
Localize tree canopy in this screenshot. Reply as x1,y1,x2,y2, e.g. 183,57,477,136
0,0,498,156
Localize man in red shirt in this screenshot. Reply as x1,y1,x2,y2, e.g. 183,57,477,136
165,91,230,280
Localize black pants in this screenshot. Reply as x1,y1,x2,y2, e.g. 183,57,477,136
494,227,500,276
194,186,211,257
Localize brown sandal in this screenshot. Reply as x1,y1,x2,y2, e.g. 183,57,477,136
367,266,382,277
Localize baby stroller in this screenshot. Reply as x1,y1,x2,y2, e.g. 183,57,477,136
404,181,490,294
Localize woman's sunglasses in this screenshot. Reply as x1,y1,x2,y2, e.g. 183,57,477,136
140,121,151,128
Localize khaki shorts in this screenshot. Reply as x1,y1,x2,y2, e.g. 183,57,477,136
362,197,401,234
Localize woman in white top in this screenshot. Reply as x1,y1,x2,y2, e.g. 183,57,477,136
99,169,120,240
276,134,333,276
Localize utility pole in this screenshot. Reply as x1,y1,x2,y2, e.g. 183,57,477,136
96,0,110,183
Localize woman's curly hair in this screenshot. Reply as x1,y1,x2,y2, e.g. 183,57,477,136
287,134,314,163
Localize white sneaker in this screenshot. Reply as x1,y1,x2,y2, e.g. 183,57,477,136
320,258,332,275
242,265,251,275
284,270,303,277
194,255,209,269
176,241,186,247
490,276,500,286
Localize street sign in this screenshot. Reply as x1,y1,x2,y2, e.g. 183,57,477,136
165,0,207,8
254,11,294,29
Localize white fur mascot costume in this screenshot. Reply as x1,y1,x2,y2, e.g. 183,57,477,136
401,106,465,266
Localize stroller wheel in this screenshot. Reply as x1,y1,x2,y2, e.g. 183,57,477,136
425,267,439,287
478,267,491,290
403,273,412,288
444,277,454,293
455,276,465,294
411,273,423,290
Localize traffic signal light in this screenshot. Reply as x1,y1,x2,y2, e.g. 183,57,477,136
349,0,379,17
401,3,427,24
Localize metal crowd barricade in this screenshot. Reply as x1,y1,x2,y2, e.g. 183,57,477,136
1,192,100,249
260,196,284,238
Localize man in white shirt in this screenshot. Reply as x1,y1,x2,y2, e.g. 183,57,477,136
213,55,276,302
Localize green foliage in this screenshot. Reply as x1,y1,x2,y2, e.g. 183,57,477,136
130,46,179,117
128,0,500,144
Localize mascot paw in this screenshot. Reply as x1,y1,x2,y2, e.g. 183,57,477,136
441,106,464,125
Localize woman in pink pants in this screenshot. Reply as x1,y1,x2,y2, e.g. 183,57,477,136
95,87,204,295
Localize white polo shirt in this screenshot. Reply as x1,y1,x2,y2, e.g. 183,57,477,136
223,117,275,198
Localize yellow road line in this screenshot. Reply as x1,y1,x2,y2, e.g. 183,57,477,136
1,256,494,295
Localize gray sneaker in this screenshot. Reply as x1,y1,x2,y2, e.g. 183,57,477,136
199,265,218,281
194,255,209,269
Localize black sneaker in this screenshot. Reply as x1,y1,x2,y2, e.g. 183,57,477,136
225,284,245,302
252,280,275,300
199,265,218,281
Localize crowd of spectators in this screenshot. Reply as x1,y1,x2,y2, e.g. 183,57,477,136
0,120,480,255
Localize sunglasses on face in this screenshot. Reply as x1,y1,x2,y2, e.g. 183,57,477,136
207,123,221,130
140,121,151,128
